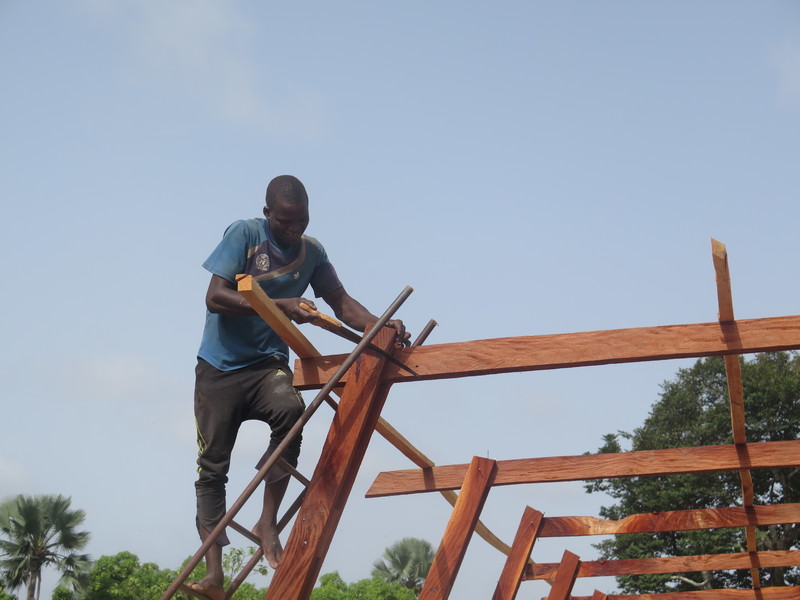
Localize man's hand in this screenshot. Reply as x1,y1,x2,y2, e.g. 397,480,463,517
274,297,319,323
386,319,411,347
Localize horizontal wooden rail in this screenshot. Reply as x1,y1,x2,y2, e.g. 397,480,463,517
567,587,800,600
538,503,800,537
529,549,800,579
366,441,800,497
292,315,800,389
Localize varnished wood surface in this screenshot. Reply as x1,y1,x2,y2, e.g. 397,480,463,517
292,315,800,389
712,240,759,584
566,587,800,600
264,328,394,600
545,550,581,600
367,440,800,497
237,275,512,557
419,457,497,600
538,503,800,537
529,549,800,579
492,507,544,600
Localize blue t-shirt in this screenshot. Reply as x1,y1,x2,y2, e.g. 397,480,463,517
198,218,342,370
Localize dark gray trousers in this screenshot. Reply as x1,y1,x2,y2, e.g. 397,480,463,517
194,356,305,545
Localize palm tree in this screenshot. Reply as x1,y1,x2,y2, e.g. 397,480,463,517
371,537,435,596
0,495,91,600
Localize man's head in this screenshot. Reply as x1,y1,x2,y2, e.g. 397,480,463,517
264,175,310,248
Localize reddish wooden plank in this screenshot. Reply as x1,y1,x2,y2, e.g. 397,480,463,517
591,592,608,600
366,440,800,497
237,275,512,557
712,238,735,322
264,328,395,600
711,242,760,585
492,507,544,600
419,457,497,600
538,504,800,537
568,588,800,600
546,550,581,600
529,549,800,579
292,315,800,389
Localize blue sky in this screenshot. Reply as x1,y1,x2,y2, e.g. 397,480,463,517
1,1,799,598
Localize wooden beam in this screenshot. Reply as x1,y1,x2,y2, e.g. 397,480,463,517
264,328,395,600
366,440,800,497
712,238,735,322
292,315,800,389
419,457,497,600
537,504,800,537
492,507,544,600
546,550,581,600
236,274,318,356
528,549,800,579
711,239,760,586
567,588,800,600
236,275,513,557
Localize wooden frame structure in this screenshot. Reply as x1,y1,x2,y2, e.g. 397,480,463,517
164,239,800,600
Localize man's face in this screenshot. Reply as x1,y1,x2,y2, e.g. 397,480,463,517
264,198,309,248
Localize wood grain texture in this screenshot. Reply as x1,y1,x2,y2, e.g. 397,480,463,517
537,504,800,537
264,328,395,600
366,440,800,497
712,238,735,322
292,315,800,389
529,550,800,579
236,275,512,557
419,457,497,600
546,550,581,600
711,242,760,585
237,274,318,356
492,507,544,600
566,588,800,600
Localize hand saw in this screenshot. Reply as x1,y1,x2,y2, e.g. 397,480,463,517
298,302,419,376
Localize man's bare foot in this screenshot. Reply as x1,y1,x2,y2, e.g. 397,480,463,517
253,521,283,569
183,578,225,600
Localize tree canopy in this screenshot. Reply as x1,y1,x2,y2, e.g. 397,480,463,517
371,537,435,596
0,494,91,600
311,571,415,600
585,352,800,593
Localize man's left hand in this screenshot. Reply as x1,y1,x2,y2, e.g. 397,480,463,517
386,319,411,347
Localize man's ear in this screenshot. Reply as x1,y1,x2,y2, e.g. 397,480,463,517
263,205,270,220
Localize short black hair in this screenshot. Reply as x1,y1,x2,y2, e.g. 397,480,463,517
266,175,308,208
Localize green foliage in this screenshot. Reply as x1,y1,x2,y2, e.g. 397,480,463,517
60,546,266,600
310,571,416,600
221,546,269,581
371,537,435,595
585,353,800,593
0,494,91,600
79,551,175,600
0,584,16,600
51,587,72,600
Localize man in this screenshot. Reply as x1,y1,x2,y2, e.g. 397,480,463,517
188,175,409,600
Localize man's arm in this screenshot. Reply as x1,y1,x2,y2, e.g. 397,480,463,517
322,286,410,346
205,274,318,323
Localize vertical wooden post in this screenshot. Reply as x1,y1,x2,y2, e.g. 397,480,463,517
492,506,544,600
264,327,396,600
590,591,608,600
546,550,581,600
418,456,498,600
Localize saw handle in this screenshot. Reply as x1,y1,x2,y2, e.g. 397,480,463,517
299,301,344,330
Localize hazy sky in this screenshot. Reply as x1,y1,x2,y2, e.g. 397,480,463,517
1,1,799,598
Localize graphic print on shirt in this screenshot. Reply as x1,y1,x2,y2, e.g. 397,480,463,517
244,238,307,283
